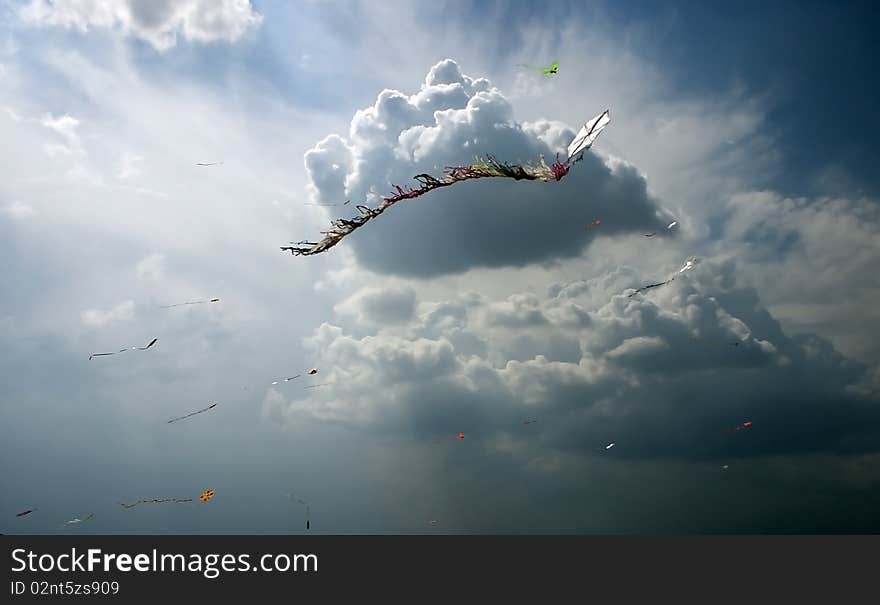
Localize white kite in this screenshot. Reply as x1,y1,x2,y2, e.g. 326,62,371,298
567,109,612,161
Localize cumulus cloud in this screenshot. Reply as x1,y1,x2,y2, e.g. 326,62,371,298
302,59,675,277
267,258,879,462
20,0,262,51
335,286,417,326
81,300,135,327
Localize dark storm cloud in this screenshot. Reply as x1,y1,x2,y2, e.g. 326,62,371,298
269,259,880,463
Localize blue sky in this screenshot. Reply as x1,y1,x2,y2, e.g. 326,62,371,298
1,0,879,534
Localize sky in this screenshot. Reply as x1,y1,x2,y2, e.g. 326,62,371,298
1,0,879,534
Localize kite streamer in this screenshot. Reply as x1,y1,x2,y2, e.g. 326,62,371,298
288,494,310,530
15,509,37,518
160,298,220,309
269,368,319,386
63,513,94,525
89,338,158,360
627,258,700,298
167,403,218,424
282,110,610,257
118,498,192,509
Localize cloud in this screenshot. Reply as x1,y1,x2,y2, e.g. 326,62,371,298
302,59,675,277
719,191,880,365
335,286,417,326
268,257,879,462
3,200,34,219
20,0,262,51
135,253,165,281
80,300,136,327
41,113,79,141
41,112,83,156
117,152,143,179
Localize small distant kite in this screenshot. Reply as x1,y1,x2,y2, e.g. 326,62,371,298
160,298,220,309
63,513,95,525
644,232,656,237
722,465,729,470
585,219,601,229
118,498,192,509
89,338,158,360
196,161,223,166
428,519,438,526
199,490,215,503
730,341,742,347
458,432,466,440
523,419,538,425
679,258,699,273
288,494,310,530
667,220,678,229
627,280,674,298
627,257,700,298
517,60,559,76
303,382,332,390
283,110,611,257
270,368,319,386
734,421,752,432
605,443,615,450
167,402,218,424
16,509,37,517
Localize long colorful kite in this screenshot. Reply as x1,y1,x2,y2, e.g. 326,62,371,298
282,110,610,257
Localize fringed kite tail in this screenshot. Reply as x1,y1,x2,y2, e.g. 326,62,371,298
284,154,574,257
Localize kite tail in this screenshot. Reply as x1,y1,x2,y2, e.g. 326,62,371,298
283,154,570,257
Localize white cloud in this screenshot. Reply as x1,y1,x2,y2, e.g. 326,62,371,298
20,0,262,51
3,200,34,219
41,113,80,142
117,152,143,179
41,112,83,156
335,286,417,326
81,300,135,327
135,253,165,280
302,59,676,277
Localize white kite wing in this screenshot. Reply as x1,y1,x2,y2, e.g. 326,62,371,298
567,109,611,160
